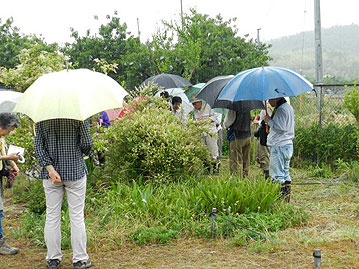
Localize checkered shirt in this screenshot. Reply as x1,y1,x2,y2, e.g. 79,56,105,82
34,119,93,181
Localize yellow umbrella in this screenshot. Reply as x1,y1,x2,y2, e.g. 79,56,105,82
13,69,128,122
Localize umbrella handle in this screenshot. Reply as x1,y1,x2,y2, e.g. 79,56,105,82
265,100,269,134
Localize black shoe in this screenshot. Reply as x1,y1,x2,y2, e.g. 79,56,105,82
281,181,291,202
47,259,61,269
73,260,93,269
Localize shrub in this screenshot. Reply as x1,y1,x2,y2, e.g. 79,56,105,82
294,123,359,165
101,99,211,183
344,84,359,123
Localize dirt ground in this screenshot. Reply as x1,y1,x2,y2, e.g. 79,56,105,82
1,171,359,268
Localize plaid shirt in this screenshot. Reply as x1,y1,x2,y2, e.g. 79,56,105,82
34,119,93,181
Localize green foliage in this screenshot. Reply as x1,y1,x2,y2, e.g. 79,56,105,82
0,42,66,91
294,123,359,164
129,227,178,244
191,176,281,215
64,13,152,89
14,174,307,248
0,17,43,71
101,101,211,183
307,163,334,178
150,9,271,83
344,84,359,123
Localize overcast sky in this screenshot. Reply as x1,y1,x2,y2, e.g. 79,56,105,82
1,0,359,44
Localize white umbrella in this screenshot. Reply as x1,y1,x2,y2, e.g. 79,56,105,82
155,88,193,114
13,69,129,122
0,90,23,113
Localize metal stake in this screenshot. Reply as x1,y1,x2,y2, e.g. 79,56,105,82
211,208,217,238
313,249,321,269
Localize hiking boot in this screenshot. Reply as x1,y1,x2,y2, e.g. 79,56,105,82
73,260,92,269
0,237,19,255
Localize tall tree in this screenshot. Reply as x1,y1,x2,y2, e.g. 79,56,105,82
149,9,272,83
64,13,153,89
0,42,67,91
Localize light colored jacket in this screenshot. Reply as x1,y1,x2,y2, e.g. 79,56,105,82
267,102,295,147
173,108,187,125
193,103,217,133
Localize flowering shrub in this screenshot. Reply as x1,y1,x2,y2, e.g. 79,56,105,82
101,98,211,183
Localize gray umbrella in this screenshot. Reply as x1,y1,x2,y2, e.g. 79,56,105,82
142,73,192,89
196,75,264,112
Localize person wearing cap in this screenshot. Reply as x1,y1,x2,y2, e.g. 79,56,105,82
191,97,220,173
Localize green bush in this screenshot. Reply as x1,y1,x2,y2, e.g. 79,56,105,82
294,123,359,165
101,101,211,183
15,174,307,248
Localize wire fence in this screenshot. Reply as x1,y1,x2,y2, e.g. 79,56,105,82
291,84,357,128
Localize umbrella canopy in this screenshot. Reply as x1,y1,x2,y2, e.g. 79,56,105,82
142,73,192,89
0,90,23,113
217,66,314,102
155,88,194,114
185,83,205,100
13,69,129,122
197,75,264,112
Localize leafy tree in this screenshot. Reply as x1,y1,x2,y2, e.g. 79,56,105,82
0,42,67,91
64,13,153,89
148,9,272,83
0,17,58,71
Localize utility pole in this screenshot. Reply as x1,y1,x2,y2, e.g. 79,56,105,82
137,18,141,40
314,0,323,83
180,0,184,28
314,0,323,127
257,28,261,43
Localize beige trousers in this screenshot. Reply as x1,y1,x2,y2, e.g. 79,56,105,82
43,175,89,263
202,135,219,161
229,137,251,177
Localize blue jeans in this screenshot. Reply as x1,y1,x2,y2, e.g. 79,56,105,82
269,144,293,184
0,210,3,238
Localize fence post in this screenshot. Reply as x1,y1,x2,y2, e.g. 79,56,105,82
211,208,217,239
317,85,323,128
313,249,321,269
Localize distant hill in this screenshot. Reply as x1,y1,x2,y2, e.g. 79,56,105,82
268,24,359,81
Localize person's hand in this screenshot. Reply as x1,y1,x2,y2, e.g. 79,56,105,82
45,165,61,183
5,153,20,162
12,164,19,176
263,115,271,123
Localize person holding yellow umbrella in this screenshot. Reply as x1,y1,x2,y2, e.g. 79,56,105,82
14,69,128,269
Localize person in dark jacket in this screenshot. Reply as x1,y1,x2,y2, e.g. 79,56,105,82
224,110,251,177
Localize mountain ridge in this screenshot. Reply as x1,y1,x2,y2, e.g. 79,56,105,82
268,24,359,80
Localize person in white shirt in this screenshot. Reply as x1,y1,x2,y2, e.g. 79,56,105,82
191,97,219,173
264,97,294,202
171,96,187,125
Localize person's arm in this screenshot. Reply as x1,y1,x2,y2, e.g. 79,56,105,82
34,123,53,168
79,121,93,156
223,110,236,129
33,123,61,183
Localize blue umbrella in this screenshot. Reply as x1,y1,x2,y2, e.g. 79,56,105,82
217,66,314,102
